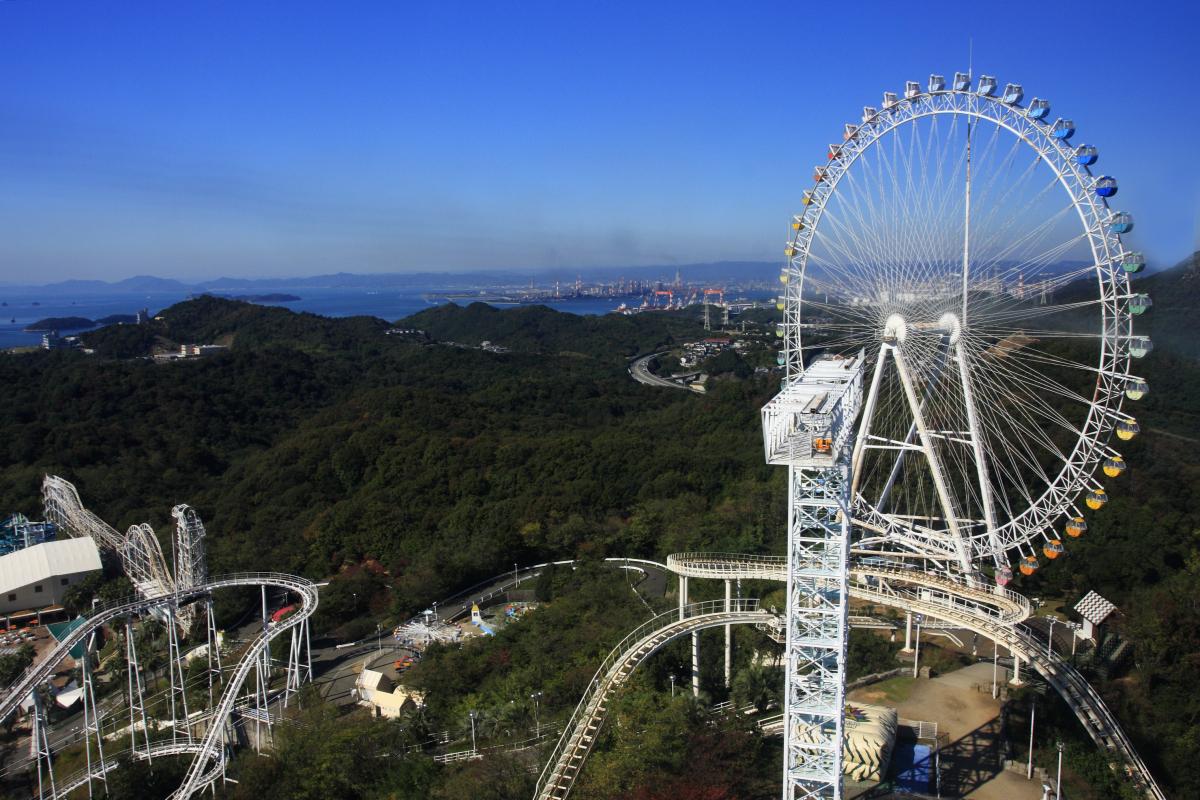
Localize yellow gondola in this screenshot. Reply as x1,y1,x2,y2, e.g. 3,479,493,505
1019,555,1039,576
1085,488,1108,510
1066,517,1087,538
1116,418,1139,441
1043,539,1064,559
1103,456,1126,478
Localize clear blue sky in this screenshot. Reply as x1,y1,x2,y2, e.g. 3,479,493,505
1,0,1197,281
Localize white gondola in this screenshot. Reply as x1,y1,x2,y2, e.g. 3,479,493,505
1120,251,1145,273
862,106,877,123
904,80,920,99
843,123,859,141
1002,83,1024,104
927,74,945,92
1128,293,1152,315
1128,336,1153,359
882,91,898,109
953,71,970,91
976,75,997,96
1108,212,1134,234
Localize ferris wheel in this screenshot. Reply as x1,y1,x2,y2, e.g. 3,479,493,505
777,73,1151,585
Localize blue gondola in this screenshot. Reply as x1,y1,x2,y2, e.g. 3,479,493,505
953,71,970,91
1074,144,1098,166
1051,119,1075,140
776,352,786,366
1095,176,1118,198
1002,83,1023,104
1108,212,1134,234
1028,98,1050,120
928,74,945,93
976,75,997,96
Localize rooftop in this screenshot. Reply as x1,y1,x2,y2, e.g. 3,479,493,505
0,538,102,596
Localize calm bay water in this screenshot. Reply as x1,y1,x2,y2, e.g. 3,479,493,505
0,288,636,350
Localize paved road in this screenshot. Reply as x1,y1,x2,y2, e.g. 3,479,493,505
629,353,698,392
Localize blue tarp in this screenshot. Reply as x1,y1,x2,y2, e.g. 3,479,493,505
892,741,933,793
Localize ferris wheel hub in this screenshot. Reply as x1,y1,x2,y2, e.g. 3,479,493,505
883,313,908,343
938,312,963,344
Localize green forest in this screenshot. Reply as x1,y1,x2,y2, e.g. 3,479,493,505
0,254,1198,798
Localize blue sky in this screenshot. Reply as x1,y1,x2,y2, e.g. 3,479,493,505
1,0,1197,281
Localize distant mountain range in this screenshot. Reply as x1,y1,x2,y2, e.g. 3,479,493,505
0,255,1186,297
0,263,782,295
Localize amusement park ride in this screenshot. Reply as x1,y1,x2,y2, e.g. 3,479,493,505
536,70,1160,800
0,70,1163,800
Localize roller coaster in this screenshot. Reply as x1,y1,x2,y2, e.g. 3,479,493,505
534,554,1165,800
0,478,319,800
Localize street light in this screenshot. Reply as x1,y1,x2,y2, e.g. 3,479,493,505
513,562,519,588
376,623,382,654
469,709,478,754
669,673,677,697
1056,740,1065,800
1047,617,1058,659
530,691,543,733
912,614,923,678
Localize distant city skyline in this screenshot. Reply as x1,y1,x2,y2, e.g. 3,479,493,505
2,1,1197,282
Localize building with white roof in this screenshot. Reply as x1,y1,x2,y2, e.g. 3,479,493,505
0,538,102,616
1074,590,1118,641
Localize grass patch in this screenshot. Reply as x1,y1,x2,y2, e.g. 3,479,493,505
854,675,915,704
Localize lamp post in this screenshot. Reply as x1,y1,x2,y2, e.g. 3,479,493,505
992,639,999,699
376,623,382,654
1027,699,1036,780
912,615,923,678
469,710,478,754
432,601,438,622
513,562,519,589
1055,740,1065,800
669,673,676,698
530,691,543,734
1047,617,1058,659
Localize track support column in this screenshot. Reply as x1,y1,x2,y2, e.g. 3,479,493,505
903,611,913,652
724,578,733,689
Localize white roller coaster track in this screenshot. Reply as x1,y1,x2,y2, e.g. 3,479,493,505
535,555,1163,800
0,572,318,800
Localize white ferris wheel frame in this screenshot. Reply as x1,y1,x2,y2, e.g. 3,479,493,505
779,86,1139,568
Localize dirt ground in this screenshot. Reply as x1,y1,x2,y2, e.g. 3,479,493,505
849,662,1046,799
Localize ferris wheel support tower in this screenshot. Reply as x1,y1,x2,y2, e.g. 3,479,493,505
762,353,863,800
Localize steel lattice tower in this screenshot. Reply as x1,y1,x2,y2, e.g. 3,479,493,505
763,353,863,800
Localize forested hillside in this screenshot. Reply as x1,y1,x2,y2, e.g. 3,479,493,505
0,285,1197,796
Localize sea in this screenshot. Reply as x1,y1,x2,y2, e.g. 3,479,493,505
0,288,646,351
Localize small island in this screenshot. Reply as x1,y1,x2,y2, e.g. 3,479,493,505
24,316,94,332
233,293,301,303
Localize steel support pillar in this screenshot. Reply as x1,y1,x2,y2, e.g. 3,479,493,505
902,611,913,652
31,688,57,800
782,461,852,800
1010,652,1024,686
724,578,733,688
166,605,192,744
80,631,107,799
125,617,151,761
692,631,700,697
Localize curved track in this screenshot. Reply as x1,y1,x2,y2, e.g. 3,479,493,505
0,572,318,800
534,599,774,800
538,554,1162,800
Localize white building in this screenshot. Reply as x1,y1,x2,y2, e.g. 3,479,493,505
0,538,102,616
